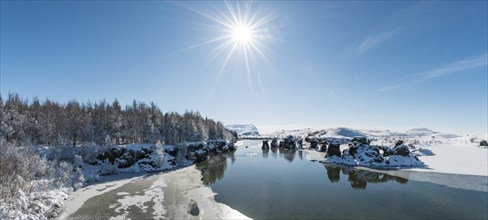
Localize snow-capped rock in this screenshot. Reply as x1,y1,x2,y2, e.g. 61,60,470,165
323,139,424,168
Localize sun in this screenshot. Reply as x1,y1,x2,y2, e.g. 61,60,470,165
231,24,254,45
180,1,275,94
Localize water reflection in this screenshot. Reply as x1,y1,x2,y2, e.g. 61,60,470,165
279,149,297,162
298,150,303,160
196,153,232,186
270,147,278,154
324,164,409,189
325,165,341,183
262,148,269,158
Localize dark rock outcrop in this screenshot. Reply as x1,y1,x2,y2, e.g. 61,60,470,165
271,138,279,148
187,142,208,163
262,140,270,149
394,145,410,156
351,136,370,145
480,140,488,147
327,141,341,157
188,200,200,216
297,139,303,149
282,136,298,150
96,146,153,168
310,139,319,149
394,140,404,147
319,141,328,152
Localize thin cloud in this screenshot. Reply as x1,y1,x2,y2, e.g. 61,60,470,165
377,54,488,91
420,54,488,80
354,27,402,57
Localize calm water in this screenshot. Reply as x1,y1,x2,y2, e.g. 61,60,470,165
196,140,488,220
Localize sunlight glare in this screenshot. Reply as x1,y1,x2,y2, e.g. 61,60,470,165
232,24,254,44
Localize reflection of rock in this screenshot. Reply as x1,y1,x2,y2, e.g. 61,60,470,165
321,165,410,189
271,147,278,154
262,148,269,158
196,154,229,186
324,165,340,182
187,199,199,216
280,149,296,162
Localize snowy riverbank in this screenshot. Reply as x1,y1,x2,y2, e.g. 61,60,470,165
308,143,487,176
61,166,249,219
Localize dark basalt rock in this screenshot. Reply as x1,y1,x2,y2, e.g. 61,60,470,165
327,141,341,157
207,140,229,155
348,143,358,157
96,146,153,168
271,138,279,148
379,146,396,156
319,141,328,152
164,146,178,157
188,200,200,216
480,140,488,147
351,136,370,145
186,143,209,163
262,140,270,149
310,138,319,149
394,145,410,156
394,140,404,147
279,141,284,149
297,139,303,149
228,142,236,151
282,135,298,149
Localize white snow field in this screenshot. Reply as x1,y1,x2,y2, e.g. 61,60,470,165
410,143,488,176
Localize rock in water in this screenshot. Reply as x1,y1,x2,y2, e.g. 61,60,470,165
262,140,270,149
271,138,279,148
187,199,199,216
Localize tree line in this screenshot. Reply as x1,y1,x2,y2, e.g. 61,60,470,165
0,93,237,147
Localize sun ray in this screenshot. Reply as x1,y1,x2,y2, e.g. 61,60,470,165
177,1,276,99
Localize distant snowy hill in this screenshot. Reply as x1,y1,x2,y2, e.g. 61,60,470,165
225,124,259,136
262,127,480,145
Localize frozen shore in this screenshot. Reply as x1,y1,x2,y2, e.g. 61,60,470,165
61,166,249,219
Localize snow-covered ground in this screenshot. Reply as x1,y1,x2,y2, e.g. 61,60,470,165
410,143,488,176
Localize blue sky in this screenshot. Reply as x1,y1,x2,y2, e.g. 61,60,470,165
1,1,487,133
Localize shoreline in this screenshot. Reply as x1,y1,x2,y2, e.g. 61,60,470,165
60,165,250,219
